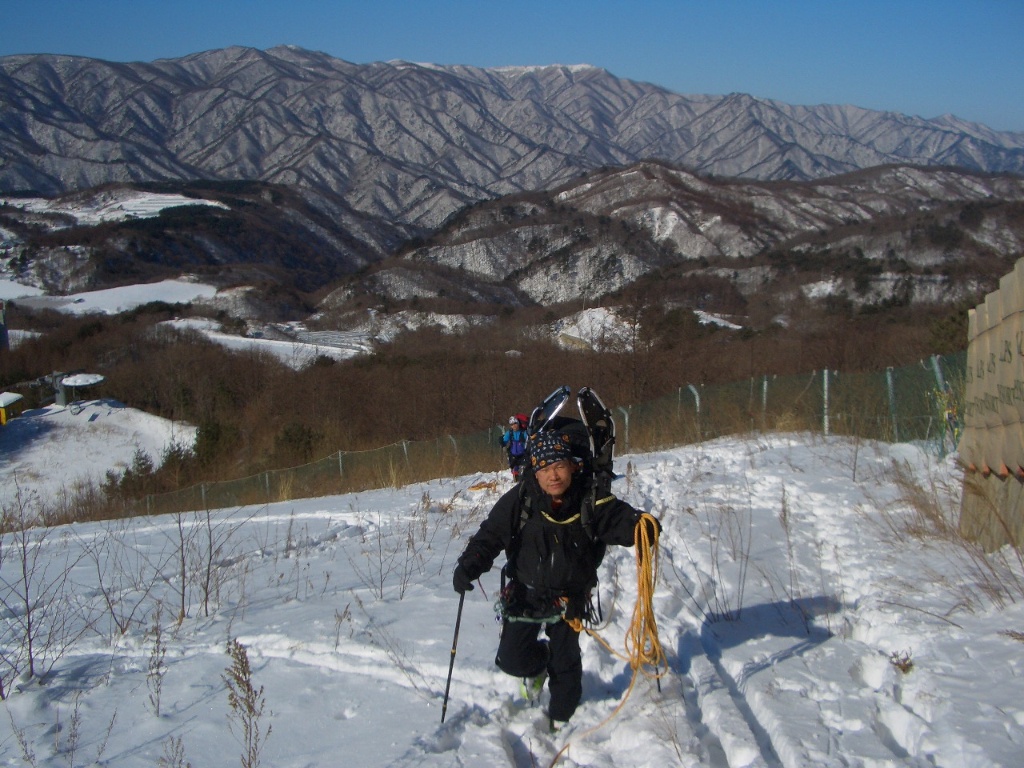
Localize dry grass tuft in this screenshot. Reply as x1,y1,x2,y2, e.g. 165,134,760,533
889,650,914,674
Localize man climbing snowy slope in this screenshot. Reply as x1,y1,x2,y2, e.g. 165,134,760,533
453,413,659,730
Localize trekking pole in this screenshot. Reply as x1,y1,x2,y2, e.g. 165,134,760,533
440,591,466,724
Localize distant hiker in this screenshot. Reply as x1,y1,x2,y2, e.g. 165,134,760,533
453,423,660,731
500,413,529,480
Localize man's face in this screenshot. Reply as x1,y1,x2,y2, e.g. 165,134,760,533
535,459,574,499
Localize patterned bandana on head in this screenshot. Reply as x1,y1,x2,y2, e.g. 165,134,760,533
528,431,578,470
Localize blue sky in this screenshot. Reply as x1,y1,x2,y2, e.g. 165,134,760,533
3,0,1022,131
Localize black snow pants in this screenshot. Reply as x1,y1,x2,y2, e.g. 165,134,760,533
495,616,582,722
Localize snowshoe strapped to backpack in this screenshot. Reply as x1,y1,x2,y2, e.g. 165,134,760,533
528,386,614,472
523,386,617,541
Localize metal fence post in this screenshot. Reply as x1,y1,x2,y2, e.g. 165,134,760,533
617,406,630,453
762,374,769,432
823,369,830,436
688,384,701,440
930,354,946,391
886,366,899,441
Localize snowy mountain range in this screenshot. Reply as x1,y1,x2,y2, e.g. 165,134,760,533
4,46,1024,332
2,45,1024,254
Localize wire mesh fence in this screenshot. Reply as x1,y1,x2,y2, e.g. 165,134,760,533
135,351,967,516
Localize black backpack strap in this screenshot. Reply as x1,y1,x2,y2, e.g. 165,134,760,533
505,480,533,576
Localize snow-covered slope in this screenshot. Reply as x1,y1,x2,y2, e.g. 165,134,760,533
10,278,218,313
0,280,373,367
0,399,195,510
0,408,1021,766
0,189,227,228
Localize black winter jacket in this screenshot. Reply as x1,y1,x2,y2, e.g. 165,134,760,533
457,472,644,605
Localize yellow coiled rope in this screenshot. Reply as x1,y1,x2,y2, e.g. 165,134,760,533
550,512,665,767
626,512,666,677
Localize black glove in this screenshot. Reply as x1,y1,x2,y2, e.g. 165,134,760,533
452,565,475,593
635,514,662,541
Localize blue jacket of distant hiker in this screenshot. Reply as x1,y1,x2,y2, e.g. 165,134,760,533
500,418,529,471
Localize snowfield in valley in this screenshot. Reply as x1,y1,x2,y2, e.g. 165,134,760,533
0,400,1022,766
0,400,197,511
